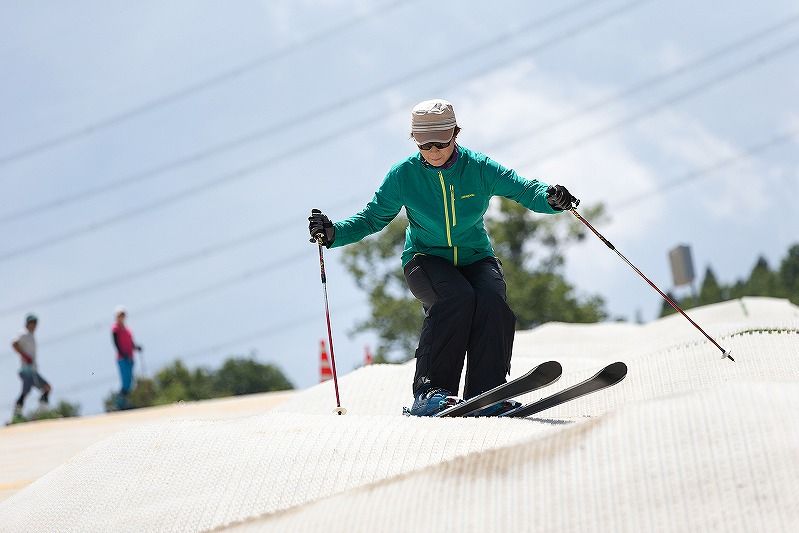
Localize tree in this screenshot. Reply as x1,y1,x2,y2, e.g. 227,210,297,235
104,357,294,412
341,215,423,360
698,266,723,305
660,290,678,317
154,361,217,404
10,400,81,424
659,244,799,316
213,358,293,396
779,244,799,304
128,378,157,409
487,199,607,328
342,200,608,362
742,256,780,297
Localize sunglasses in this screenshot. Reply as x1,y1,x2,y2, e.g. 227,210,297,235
417,136,454,151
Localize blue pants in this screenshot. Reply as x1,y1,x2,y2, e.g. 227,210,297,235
118,358,134,395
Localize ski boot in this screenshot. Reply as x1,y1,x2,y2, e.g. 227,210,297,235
403,388,462,416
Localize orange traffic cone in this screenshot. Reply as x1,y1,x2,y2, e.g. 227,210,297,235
364,345,373,366
320,339,333,383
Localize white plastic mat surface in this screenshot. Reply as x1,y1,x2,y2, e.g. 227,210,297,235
228,383,799,533
0,413,558,532
0,297,797,532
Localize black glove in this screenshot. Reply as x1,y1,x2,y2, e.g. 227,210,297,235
547,185,580,211
135,345,143,353
308,209,336,247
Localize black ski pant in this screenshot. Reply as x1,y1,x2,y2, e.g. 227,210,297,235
404,254,516,400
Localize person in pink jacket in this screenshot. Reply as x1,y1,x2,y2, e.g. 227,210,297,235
111,306,142,410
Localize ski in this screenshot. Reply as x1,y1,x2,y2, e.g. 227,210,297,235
503,361,627,418
435,360,562,417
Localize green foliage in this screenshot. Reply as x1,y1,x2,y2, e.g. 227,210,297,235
698,267,723,305
9,400,81,424
488,199,607,328
659,291,679,317
155,361,217,404
128,378,158,409
342,216,423,360
743,256,781,297
779,245,799,302
213,358,293,396
502,265,606,327
659,245,799,316
342,200,608,362
103,357,293,412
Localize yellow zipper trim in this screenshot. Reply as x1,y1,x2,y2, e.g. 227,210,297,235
450,184,458,265
450,184,457,226
438,171,452,248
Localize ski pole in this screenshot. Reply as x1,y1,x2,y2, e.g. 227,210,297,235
313,226,347,415
570,206,734,362
138,349,148,378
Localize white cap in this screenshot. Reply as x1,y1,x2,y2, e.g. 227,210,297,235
114,305,127,316
411,99,457,144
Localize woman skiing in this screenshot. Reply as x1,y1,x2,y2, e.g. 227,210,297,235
308,99,578,416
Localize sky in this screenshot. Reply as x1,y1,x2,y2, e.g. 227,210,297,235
1,0,797,416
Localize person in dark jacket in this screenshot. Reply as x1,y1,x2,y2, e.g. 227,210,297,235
112,306,142,410
309,99,578,416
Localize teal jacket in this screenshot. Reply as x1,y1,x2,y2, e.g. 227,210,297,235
331,145,560,267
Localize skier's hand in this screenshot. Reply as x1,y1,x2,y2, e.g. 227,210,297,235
308,209,336,247
135,345,143,353
547,185,580,211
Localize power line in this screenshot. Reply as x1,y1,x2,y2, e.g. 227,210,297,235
5,130,795,411
0,0,610,226
1,300,361,411
4,7,791,287
612,130,798,210
0,0,413,168
0,151,334,262
0,0,650,263
0,247,312,356
10,130,791,355
514,35,799,171
0,195,360,315
1,3,791,328
484,13,799,154
0,226,273,315
8,125,795,410
174,300,359,363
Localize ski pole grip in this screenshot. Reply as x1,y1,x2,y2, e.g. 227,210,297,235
309,208,325,243
318,243,327,283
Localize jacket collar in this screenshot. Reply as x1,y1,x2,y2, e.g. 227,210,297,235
419,144,460,171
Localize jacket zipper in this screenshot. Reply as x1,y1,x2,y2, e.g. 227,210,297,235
438,171,457,265
450,184,458,264
450,184,457,227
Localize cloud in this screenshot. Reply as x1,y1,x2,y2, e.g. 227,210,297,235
787,113,799,139
454,60,664,241
635,111,770,218
368,54,794,320
414,57,795,319
657,41,690,71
